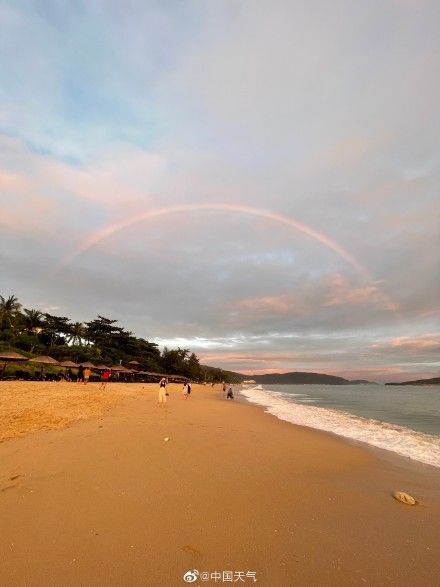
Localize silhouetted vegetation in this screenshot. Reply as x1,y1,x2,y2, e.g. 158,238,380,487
385,377,440,386
0,294,243,383
252,371,351,385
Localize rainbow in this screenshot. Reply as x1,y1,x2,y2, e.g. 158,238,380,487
57,203,372,279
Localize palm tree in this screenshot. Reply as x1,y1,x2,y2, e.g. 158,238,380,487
0,294,22,330
22,308,44,333
68,322,86,346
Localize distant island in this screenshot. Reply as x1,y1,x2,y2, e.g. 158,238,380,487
385,376,440,386
250,371,376,385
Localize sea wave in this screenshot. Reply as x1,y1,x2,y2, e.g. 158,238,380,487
240,386,440,468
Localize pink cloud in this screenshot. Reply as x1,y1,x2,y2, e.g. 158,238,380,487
324,273,399,311
229,294,314,318
237,295,295,313
240,368,297,375
0,167,61,237
0,169,31,193
198,352,273,364
40,148,166,211
371,333,440,351
0,134,165,215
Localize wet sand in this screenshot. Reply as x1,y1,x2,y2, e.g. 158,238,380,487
0,381,439,586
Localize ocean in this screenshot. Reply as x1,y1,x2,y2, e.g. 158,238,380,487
239,384,440,468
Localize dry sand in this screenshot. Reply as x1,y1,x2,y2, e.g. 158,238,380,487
0,381,439,586
0,380,137,443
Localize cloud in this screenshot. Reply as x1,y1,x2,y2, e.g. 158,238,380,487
323,274,399,311
234,295,310,316
0,0,439,381
371,334,440,352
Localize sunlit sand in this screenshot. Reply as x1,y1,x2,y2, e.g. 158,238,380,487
1,381,439,586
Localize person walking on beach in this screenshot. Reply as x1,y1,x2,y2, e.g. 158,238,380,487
77,365,84,383
182,381,191,399
100,369,111,390
159,377,167,406
226,385,234,400
222,382,227,397
84,367,91,385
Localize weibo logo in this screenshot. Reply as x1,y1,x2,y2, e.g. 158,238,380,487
183,570,199,583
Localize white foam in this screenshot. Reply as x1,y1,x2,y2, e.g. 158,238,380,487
241,386,440,469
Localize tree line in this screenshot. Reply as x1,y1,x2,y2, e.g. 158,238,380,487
0,294,242,383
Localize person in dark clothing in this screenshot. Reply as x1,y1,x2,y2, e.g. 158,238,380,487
226,386,234,400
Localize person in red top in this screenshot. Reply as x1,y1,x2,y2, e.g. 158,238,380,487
100,369,111,390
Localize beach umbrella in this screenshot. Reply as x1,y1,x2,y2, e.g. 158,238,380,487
128,360,140,365
95,364,111,371
111,365,133,381
29,355,59,365
59,360,79,368
122,367,135,381
0,351,28,379
109,365,125,380
115,366,133,375
80,361,96,368
58,360,79,380
29,355,59,379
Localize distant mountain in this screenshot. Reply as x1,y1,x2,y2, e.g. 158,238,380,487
349,379,378,385
251,371,350,385
385,376,440,386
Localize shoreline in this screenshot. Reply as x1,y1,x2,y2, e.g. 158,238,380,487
237,387,440,480
1,382,440,585
237,386,440,479
237,384,440,470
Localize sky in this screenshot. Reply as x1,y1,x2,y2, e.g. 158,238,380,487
1,0,439,382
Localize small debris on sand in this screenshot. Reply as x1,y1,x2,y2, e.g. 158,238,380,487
393,491,417,505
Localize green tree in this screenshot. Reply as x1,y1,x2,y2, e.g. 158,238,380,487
21,308,44,333
161,347,192,375
0,294,22,330
187,352,201,380
41,314,72,348
85,316,123,346
68,322,86,346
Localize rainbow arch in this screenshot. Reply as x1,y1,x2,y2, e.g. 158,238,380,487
57,203,372,280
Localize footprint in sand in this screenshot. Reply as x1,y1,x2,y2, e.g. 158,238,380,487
1,475,21,492
182,544,202,556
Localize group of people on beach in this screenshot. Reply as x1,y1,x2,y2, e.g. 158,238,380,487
64,370,236,402
76,365,92,384
222,381,234,399
157,379,234,405
65,366,111,388
158,377,192,405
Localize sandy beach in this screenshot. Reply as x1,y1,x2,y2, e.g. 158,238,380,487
1,381,439,586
